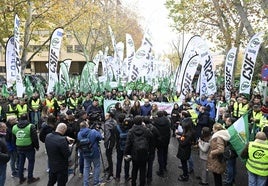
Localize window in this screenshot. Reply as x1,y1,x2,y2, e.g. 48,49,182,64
75,45,83,52
67,45,73,53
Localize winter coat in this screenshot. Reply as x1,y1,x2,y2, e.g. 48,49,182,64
77,127,103,159
153,116,171,148
39,124,54,143
141,104,152,116
0,133,10,164
197,111,210,127
104,118,117,149
45,131,71,172
207,130,230,174
198,138,210,160
124,124,152,162
176,131,194,160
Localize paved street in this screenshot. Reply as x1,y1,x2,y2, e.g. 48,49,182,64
5,136,248,186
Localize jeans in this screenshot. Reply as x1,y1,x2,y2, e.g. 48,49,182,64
47,169,68,186
79,150,84,174
0,164,7,186
157,145,168,172
188,155,194,171
116,149,130,179
248,171,267,186
18,149,36,179
84,156,100,186
132,161,146,186
225,158,236,184
30,111,40,128
8,150,18,174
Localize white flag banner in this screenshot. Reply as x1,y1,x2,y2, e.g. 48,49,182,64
224,47,237,101
199,65,207,96
128,29,153,82
198,38,217,96
126,33,135,74
5,36,16,88
175,35,202,99
59,59,72,89
47,28,64,93
14,14,25,97
115,42,124,79
239,32,264,95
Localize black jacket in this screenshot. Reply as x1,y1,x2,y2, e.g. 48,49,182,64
176,130,194,160
45,131,71,172
197,111,210,127
153,116,171,148
0,134,10,164
124,124,152,162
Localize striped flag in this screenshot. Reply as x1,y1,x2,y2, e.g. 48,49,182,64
227,113,249,162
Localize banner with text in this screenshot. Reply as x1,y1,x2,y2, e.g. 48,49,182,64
47,28,64,93
224,47,237,101
239,32,263,95
5,36,16,88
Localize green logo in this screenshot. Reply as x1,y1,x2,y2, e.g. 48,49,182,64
52,38,60,47
241,81,250,91
253,150,265,159
250,38,260,48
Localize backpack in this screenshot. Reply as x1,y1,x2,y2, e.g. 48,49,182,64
116,125,128,151
78,130,94,157
132,131,149,162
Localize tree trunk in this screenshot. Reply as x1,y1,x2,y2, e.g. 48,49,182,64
21,0,33,75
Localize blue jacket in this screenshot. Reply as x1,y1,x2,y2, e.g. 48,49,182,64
77,127,102,159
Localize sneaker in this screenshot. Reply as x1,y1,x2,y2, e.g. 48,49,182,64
46,168,50,173
11,172,18,178
27,177,40,184
105,175,114,183
178,175,189,182
19,177,26,184
79,173,83,178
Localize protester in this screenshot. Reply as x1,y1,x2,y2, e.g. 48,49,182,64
115,113,131,182
241,131,268,186
0,122,10,186
130,100,141,117
5,117,19,178
141,99,152,116
45,123,73,186
153,111,171,177
104,110,117,182
12,114,40,184
124,116,152,186
77,121,103,186
207,123,230,186
197,127,211,185
176,117,194,182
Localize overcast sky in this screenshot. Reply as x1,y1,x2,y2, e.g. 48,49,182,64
122,0,178,55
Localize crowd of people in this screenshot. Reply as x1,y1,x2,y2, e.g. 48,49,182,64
0,88,268,186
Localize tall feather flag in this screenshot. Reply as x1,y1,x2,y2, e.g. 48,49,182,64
35,79,45,100
128,29,153,82
5,36,16,88
1,84,9,98
198,38,217,96
47,28,64,93
14,14,25,97
227,113,249,162
175,35,201,100
224,47,237,101
59,59,72,92
239,32,264,95
24,76,34,97
126,33,135,79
